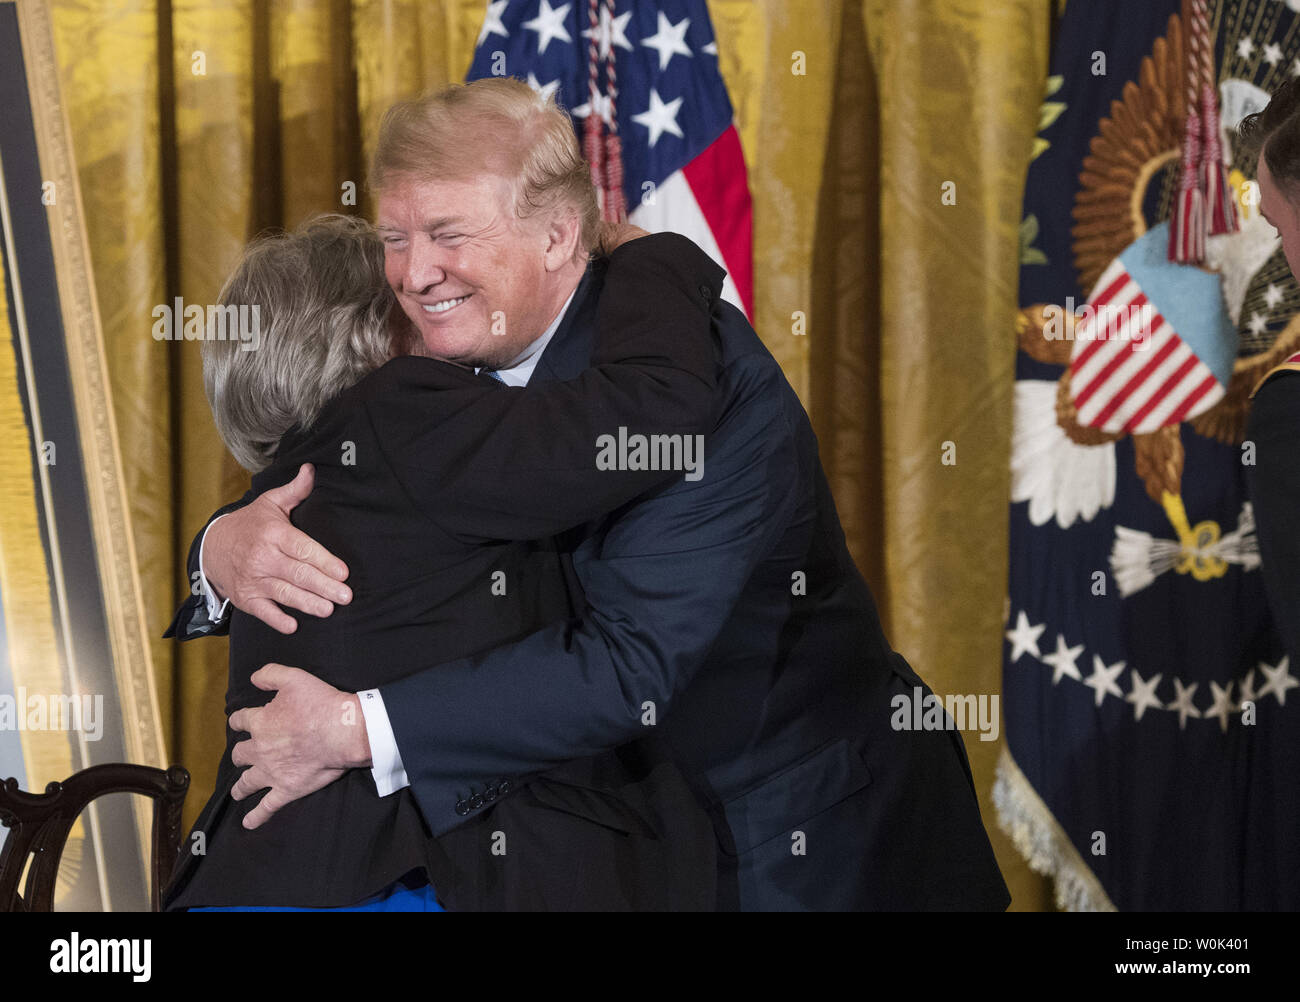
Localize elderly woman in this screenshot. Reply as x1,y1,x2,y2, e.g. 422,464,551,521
162,214,723,911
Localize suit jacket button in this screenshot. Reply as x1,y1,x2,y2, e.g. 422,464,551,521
699,283,713,299
455,799,470,816
497,780,511,796
469,793,484,810
483,785,498,803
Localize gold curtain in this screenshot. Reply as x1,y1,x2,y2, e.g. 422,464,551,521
49,0,1052,909
852,0,1055,912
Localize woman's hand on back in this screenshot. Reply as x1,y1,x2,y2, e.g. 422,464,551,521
204,463,352,633
596,219,651,255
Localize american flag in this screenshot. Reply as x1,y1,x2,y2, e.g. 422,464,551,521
467,0,754,319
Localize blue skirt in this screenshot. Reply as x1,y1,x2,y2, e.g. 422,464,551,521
188,878,444,912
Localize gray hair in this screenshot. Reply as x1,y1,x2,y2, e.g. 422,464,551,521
202,214,409,472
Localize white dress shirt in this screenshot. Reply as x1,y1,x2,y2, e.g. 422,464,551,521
196,288,579,795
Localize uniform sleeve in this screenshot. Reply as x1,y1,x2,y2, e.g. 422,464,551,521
1246,370,1300,664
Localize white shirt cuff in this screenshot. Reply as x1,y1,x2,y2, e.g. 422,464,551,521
197,515,232,623
358,688,410,796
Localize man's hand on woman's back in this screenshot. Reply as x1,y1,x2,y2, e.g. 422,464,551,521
204,463,352,633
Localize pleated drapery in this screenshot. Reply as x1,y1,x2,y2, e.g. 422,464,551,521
47,0,1054,910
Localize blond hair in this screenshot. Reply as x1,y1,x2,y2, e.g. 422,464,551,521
370,77,599,254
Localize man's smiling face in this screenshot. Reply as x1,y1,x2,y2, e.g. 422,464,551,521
376,174,559,369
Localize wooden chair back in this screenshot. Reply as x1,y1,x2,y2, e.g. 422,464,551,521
0,763,189,911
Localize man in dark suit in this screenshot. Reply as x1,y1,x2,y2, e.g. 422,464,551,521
170,77,1010,910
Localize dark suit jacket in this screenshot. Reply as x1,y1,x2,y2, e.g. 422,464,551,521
376,258,1011,910
171,235,1010,911
163,233,724,910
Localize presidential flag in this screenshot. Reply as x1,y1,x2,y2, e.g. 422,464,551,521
467,0,753,319
1001,0,1300,909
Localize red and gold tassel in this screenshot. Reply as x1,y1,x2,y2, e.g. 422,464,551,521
1169,108,1206,264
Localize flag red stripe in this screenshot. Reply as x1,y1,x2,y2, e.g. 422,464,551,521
1164,372,1220,425
1074,300,1150,410
1089,333,1181,427
682,125,753,319
1121,355,1200,432
1074,273,1136,369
